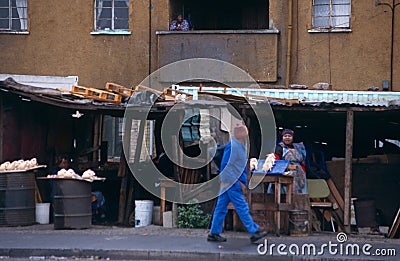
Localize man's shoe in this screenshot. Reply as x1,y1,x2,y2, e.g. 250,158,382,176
207,233,227,242
250,231,267,243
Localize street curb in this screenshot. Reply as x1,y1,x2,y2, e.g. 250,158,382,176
0,248,295,261
0,247,392,261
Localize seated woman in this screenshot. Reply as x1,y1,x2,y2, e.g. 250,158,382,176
270,129,307,194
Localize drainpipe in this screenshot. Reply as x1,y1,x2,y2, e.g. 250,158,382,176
285,0,293,87
148,0,152,79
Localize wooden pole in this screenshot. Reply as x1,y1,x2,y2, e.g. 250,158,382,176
344,110,354,233
93,115,100,162
117,117,132,224
124,119,146,225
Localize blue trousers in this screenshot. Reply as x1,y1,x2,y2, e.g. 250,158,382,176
210,182,259,235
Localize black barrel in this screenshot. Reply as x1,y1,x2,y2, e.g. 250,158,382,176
53,179,92,229
0,171,35,226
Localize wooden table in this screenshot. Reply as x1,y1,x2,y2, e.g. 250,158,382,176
249,174,294,236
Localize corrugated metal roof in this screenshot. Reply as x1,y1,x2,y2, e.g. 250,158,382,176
172,85,400,107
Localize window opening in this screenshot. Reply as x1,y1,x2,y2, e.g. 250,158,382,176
312,0,351,29
0,0,27,32
95,0,129,31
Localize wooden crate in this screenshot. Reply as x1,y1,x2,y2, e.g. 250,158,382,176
72,85,92,96
105,82,134,97
71,85,122,103
163,88,193,100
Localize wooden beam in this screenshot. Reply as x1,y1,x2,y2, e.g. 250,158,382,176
117,153,128,224
388,207,400,238
326,178,345,211
344,110,354,233
93,115,100,162
117,117,132,224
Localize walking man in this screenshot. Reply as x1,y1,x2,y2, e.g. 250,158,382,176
208,124,267,243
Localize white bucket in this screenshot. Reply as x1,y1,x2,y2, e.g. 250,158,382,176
35,203,50,224
134,200,153,227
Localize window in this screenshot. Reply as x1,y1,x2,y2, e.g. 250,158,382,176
104,116,123,161
94,0,129,32
170,0,268,30
312,0,351,29
0,0,27,32
103,116,155,162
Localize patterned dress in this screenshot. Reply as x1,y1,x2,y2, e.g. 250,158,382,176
280,142,307,194
268,141,308,194
169,19,189,31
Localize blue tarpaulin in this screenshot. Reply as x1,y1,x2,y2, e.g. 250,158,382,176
251,160,289,175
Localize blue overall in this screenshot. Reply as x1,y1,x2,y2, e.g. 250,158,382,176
210,138,259,235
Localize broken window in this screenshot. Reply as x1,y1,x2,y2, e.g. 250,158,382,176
94,0,129,32
313,0,351,29
170,0,269,30
103,116,155,162
0,0,27,32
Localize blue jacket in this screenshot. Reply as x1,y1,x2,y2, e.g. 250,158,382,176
219,138,248,187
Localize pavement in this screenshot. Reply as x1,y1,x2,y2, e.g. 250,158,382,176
0,224,399,261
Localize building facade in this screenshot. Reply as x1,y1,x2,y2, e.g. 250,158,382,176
0,0,398,91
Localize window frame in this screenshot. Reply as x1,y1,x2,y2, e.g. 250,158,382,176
92,0,131,35
310,0,351,33
0,0,28,34
103,116,155,163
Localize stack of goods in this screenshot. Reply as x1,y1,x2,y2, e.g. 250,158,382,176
47,169,104,181
0,158,41,172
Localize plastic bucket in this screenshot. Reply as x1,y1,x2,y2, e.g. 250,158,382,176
135,200,153,227
36,203,50,224
289,210,309,236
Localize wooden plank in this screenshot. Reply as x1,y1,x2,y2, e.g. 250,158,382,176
331,210,345,231
71,85,122,103
117,117,132,224
163,88,193,98
327,195,344,225
72,85,91,95
388,207,400,238
311,202,333,208
35,181,42,203
251,202,293,211
244,93,300,104
326,178,345,211
105,82,134,97
124,175,134,225
135,85,163,95
93,115,100,162
118,171,128,224
198,91,247,103
117,149,128,224
344,110,354,233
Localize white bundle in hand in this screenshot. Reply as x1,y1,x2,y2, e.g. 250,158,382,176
262,153,276,172
250,158,258,170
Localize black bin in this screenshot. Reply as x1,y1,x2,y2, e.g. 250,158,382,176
0,171,35,226
53,179,92,229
